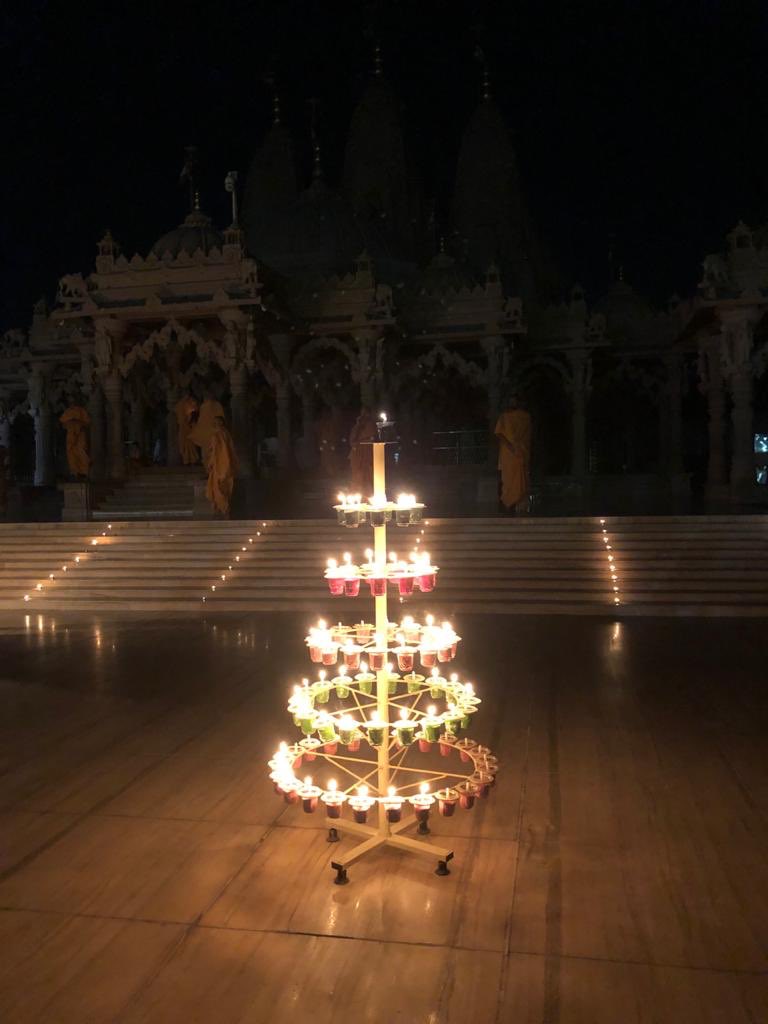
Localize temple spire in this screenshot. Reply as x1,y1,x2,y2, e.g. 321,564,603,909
272,92,281,126
373,44,383,77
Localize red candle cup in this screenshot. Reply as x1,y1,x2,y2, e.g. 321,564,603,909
283,786,300,804
368,576,387,597
368,649,387,670
300,784,322,813
321,789,347,819
327,578,345,596
439,736,456,757
417,572,436,592
321,644,339,666
355,622,374,643
394,646,416,672
346,738,361,752
382,794,404,823
436,788,459,817
437,646,454,663
420,648,437,668
418,736,433,753
308,644,323,663
398,575,415,596
300,738,321,761
457,782,476,810
344,577,361,597
342,644,362,670
323,741,338,755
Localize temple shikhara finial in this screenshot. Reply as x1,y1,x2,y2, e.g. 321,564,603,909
373,44,383,77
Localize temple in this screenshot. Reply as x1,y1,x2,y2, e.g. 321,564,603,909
1,60,767,520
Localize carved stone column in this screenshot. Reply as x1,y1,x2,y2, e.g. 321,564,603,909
721,311,757,490
702,337,726,490
356,332,376,409
28,368,54,486
662,351,684,475
102,372,125,479
129,393,145,456
567,350,590,478
166,386,180,467
87,382,105,479
229,365,253,478
276,380,292,470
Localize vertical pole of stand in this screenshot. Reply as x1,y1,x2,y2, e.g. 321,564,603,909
372,442,389,833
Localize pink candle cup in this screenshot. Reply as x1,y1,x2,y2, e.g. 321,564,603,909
344,577,361,597
327,577,345,596
368,576,387,597
368,649,387,671
398,575,415,596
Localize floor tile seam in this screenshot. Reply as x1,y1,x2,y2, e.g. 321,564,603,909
0,705,255,881
0,903,765,979
496,687,535,1023
83,808,520,845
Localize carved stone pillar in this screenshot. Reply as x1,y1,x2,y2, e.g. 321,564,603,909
28,368,54,486
166,386,180,467
663,351,684,475
568,351,590,478
356,333,376,409
703,337,726,489
721,312,757,490
229,365,253,478
129,394,145,456
102,372,125,479
276,380,292,470
730,366,754,488
87,382,105,479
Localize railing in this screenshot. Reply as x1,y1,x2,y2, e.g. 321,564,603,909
430,430,489,466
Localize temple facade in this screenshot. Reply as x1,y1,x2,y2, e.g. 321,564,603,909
1,63,767,519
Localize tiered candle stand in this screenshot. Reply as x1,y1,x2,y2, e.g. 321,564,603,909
267,441,498,884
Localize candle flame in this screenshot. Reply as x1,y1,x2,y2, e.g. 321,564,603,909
399,708,408,721
328,779,337,792
420,782,430,795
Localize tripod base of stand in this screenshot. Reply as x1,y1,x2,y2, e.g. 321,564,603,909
327,815,454,883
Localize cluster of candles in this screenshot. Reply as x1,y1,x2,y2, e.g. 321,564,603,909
22,526,112,603
325,549,438,596
600,518,621,606
334,492,425,528
268,743,498,819
304,616,460,669
201,524,268,603
285,668,480,752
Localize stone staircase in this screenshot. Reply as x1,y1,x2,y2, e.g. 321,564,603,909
92,467,205,520
0,516,766,616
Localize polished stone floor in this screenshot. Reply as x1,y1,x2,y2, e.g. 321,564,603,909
0,611,766,1023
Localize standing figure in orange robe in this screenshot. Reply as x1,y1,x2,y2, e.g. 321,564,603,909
348,407,377,493
494,395,531,512
60,403,91,478
175,393,199,465
206,416,238,515
190,391,225,464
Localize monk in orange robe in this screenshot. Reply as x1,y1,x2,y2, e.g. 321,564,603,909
495,397,531,511
206,416,238,515
60,404,91,478
191,392,225,463
348,407,377,492
175,393,199,464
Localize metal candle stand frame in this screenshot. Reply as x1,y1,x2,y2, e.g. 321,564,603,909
279,439,495,884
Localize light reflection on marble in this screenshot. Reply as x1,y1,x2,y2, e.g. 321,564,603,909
0,612,765,1022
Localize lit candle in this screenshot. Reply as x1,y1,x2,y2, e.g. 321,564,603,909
355,661,375,696
382,785,404,823
298,775,322,814
321,778,347,819
365,715,387,746
349,785,375,824
409,782,434,822
421,705,442,743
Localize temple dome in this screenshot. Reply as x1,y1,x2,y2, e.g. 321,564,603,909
593,278,654,345
151,208,223,257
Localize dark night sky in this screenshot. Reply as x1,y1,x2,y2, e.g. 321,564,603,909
2,0,767,332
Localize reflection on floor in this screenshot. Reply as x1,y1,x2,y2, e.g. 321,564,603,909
0,612,766,1023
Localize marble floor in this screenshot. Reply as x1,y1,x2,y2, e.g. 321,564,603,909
0,611,766,1023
